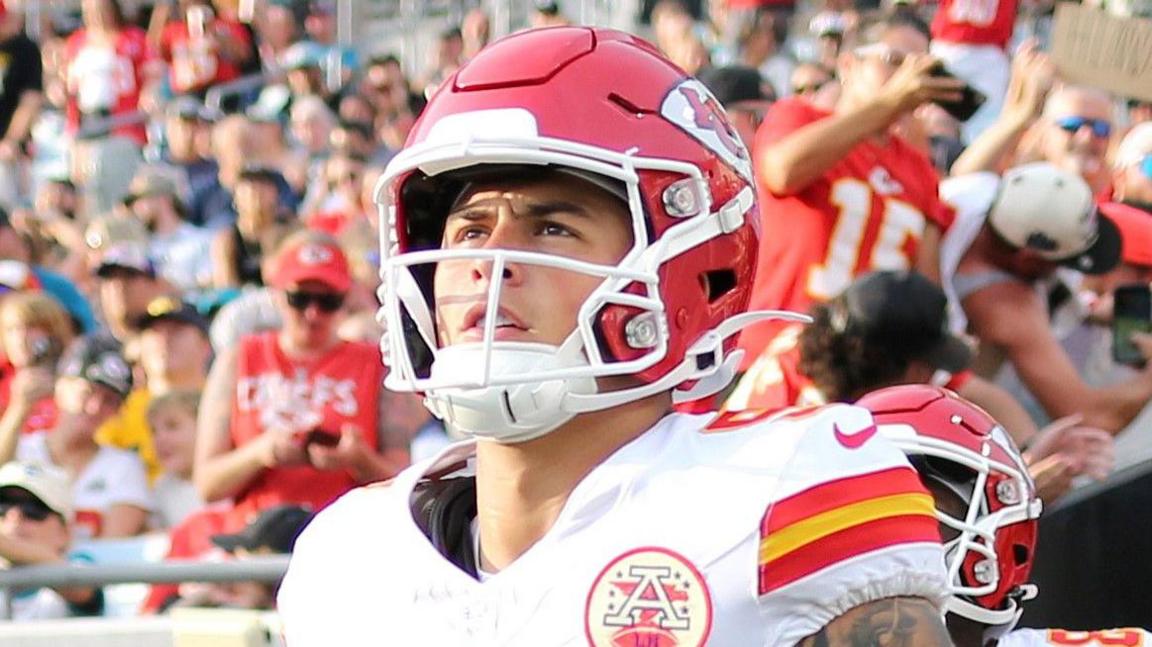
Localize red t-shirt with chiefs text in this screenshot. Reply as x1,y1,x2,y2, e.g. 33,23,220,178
738,98,953,366
229,332,384,525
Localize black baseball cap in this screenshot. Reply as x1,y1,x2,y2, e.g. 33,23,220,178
212,504,315,554
57,334,134,399
136,296,210,334
696,65,773,106
832,270,972,373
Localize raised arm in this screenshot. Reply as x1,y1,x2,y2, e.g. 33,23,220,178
964,283,1152,433
759,54,963,196
948,41,1053,176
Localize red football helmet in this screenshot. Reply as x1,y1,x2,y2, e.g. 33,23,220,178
857,385,1041,639
374,28,792,441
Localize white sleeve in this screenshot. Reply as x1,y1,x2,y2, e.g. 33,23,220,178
753,405,950,646
278,486,392,646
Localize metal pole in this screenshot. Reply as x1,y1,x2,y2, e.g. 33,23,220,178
0,555,292,590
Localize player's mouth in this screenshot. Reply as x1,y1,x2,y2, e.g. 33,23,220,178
459,304,529,342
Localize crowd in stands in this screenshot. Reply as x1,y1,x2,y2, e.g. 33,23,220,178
0,0,1148,628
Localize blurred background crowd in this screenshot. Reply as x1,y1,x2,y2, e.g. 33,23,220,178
0,0,1149,632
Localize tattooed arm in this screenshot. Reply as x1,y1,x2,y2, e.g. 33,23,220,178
798,597,953,647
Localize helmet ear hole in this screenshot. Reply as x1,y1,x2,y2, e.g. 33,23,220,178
702,269,737,303
1012,543,1030,566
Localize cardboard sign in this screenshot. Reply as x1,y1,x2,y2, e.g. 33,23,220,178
1051,2,1152,102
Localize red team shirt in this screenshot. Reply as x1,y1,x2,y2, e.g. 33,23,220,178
159,18,251,95
64,26,154,144
930,0,1018,48
737,98,953,366
229,332,384,526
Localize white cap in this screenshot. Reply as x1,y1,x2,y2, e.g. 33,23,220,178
1114,122,1152,169
987,162,1121,274
0,461,73,521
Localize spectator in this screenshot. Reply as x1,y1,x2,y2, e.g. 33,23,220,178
0,209,98,333
195,230,411,529
160,96,221,228
301,0,357,87
0,1,44,210
358,54,413,124
0,461,103,620
289,94,336,169
93,241,173,343
155,0,253,97
210,164,291,289
460,7,490,60
945,162,1152,434
123,169,214,291
147,390,205,529
731,7,794,99
1068,201,1152,471
530,0,572,28
788,61,836,109
0,292,74,435
97,296,213,484
1026,85,1117,196
737,12,963,369
0,334,152,539
253,0,303,75
170,504,313,610
1112,122,1152,208
63,0,159,144
282,40,342,112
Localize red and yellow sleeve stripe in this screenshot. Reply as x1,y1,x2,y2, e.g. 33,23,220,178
758,466,940,595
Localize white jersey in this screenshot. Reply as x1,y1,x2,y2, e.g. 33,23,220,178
279,407,948,646
1000,628,1152,646
18,433,153,540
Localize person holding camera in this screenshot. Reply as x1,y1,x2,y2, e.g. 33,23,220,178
0,292,74,435
737,11,967,370
194,230,412,531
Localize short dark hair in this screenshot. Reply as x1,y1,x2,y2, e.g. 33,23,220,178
858,9,931,46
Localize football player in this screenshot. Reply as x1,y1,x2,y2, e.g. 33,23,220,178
862,384,1151,647
278,27,952,646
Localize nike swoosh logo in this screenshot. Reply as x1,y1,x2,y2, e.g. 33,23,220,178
833,422,878,449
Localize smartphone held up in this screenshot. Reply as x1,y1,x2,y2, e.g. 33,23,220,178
1112,283,1152,368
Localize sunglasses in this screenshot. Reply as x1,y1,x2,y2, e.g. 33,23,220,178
286,290,345,313
0,500,56,522
1141,154,1152,179
855,44,907,68
1055,116,1112,138
793,80,831,96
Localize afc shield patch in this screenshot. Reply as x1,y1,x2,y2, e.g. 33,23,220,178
584,546,712,647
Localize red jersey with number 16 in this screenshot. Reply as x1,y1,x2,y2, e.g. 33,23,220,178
739,99,952,364
229,332,383,527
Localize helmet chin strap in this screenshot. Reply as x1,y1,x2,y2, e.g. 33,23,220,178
946,594,1027,643
424,310,811,444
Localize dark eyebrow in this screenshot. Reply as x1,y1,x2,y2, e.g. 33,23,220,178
446,200,593,221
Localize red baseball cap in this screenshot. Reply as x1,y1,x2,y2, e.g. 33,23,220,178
1098,202,1152,268
271,238,352,293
